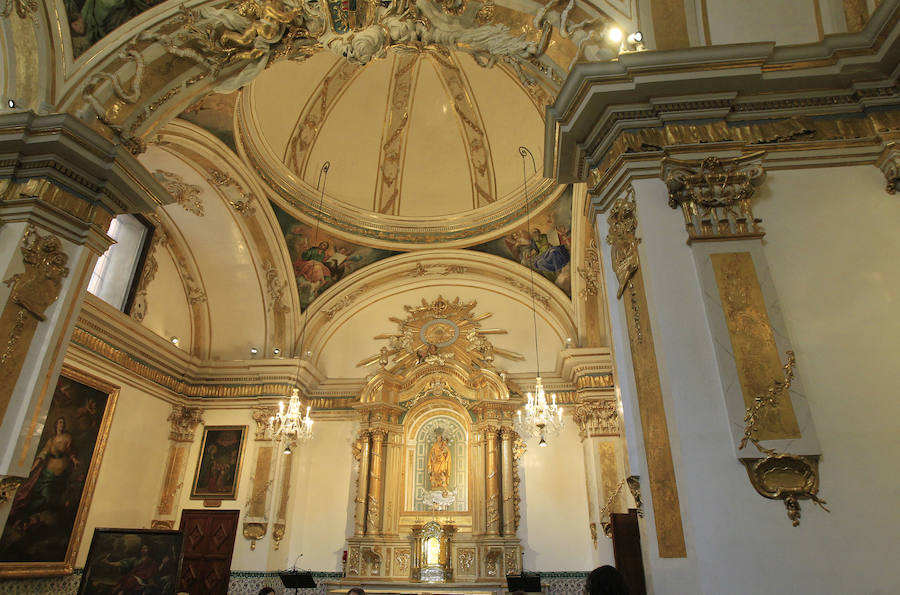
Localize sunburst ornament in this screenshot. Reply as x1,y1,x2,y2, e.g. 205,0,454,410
356,296,523,374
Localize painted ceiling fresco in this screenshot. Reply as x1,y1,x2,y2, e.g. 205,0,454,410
470,186,573,297
178,91,239,152
66,0,162,56
271,203,400,311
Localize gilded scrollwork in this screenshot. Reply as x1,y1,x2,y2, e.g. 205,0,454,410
251,406,278,440
0,476,24,505
605,187,640,299
262,261,290,315
152,170,204,216
577,239,602,300
457,548,475,572
662,153,766,241
167,405,204,442
0,0,35,18
272,523,286,549
572,399,619,439
242,521,267,550
739,351,829,526
877,144,900,194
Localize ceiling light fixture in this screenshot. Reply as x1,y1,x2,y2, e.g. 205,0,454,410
7,99,15,109
269,161,329,452
170,336,179,346
250,347,259,355
607,27,624,44
514,147,564,446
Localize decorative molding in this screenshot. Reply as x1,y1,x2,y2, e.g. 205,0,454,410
572,399,619,439
167,404,204,442
0,476,23,504
242,522,267,551
662,153,766,242
252,406,278,440
739,351,828,526
262,261,290,315
405,263,469,277
150,519,175,530
877,142,900,193
577,239,602,300
0,0,36,19
605,187,639,300
153,169,204,216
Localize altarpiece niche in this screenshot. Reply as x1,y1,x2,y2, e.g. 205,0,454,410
343,297,524,585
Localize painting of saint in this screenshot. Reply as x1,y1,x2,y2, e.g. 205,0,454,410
428,433,451,491
190,426,246,500
78,528,182,595
0,369,117,574
272,204,399,311
470,186,573,297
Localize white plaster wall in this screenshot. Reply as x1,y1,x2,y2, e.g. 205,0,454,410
598,169,900,595
519,421,594,571
77,383,172,567
279,420,356,573
704,0,820,46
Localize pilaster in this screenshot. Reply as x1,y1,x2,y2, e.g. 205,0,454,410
151,405,203,530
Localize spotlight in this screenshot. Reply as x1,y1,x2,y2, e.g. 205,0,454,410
170,336,180,346
628,31,643,43
273,348,281,355
607,27,623,44
250,347,259,355
539,435,548,447
7,99,15,109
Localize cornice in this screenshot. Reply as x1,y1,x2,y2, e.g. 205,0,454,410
0,111,170,214
545,0,900,184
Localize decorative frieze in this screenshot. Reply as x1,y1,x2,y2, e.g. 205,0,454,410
662,153,766,242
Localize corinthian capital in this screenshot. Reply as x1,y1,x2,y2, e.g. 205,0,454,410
167,405,203,442
662,152,766,242
573,399,620,440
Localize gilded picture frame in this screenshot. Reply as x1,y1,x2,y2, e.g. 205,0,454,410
189,426,247,500
0,365,119,577
77,527,183,595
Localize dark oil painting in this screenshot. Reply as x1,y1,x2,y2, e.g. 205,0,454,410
0,370,116,570
78,528,182,595
190,426,246,500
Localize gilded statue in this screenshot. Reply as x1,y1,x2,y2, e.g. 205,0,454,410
428,433,451,490
214,0,305,61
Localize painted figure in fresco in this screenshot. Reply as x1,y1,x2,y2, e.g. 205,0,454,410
295,240,333,286
428,433,451,491
66,0,164,54
504,231,533,267
12,417,80,519
530,227,570,279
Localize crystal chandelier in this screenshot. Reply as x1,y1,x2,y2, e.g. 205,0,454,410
515,147,564,446
269,387,314,455
267,161,329,454
517,377,563,446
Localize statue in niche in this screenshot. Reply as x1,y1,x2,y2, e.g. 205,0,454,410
428,430,451,491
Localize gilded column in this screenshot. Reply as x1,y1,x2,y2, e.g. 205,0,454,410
354,431,372,536
382,430,403,535
472,429,486,535
151,405,203,529
500,428,515,536
0,112,167,477
367,429,386,535
485,426,501,535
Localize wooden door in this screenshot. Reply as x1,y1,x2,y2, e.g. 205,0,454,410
611,509,647,595
178,509,239,595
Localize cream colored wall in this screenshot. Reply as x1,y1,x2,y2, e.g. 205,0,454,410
75,380,172,567
703,0,820,45
141,245,193,352
597,166,900,595
279,420,356,573
519,421,594,571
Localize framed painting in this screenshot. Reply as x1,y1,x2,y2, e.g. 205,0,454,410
190,426,246,500
77,528,183,595
0,366,119,576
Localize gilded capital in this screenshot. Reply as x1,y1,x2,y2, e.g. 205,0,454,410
877,143,900,194
167,404,204,442
662,152,766,242
605,187,640,299
251,406,278,440
573,399,620,440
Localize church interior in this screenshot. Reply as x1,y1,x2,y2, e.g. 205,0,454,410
0,0,898,593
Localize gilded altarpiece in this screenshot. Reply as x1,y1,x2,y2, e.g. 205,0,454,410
344,297,523,586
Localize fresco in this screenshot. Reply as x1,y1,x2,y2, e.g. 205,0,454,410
469,186,573,297
66,0,164,56
178,91,240,153
272,203,400,311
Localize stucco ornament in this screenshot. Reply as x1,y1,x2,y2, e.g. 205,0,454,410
138,0,600,92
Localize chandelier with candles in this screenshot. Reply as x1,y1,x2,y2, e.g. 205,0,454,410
514,147,565,446
269,387,314,455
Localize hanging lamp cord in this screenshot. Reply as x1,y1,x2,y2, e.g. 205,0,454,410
518,146,540,379
296,161,330,379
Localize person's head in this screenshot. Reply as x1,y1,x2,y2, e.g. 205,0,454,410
319,241,329,250
55,417,66,433
347,588,365,595
139,544,150,556
585,565,628,595
257,588,276,595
